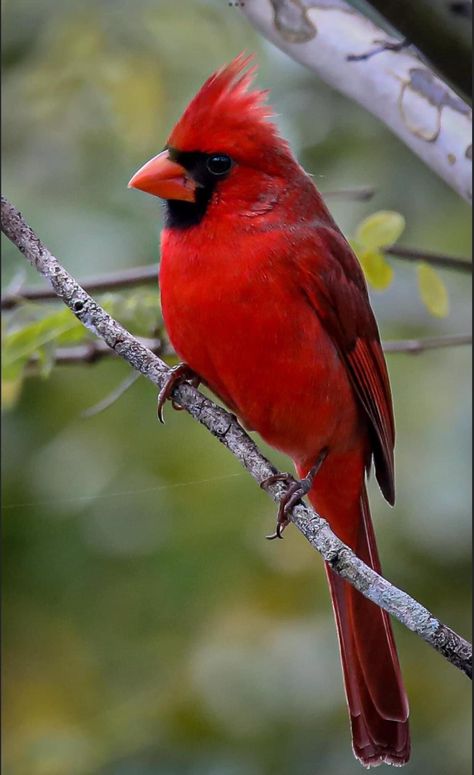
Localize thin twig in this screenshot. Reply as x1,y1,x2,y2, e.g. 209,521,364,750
81,372,141,418
323,186,376,201
1,195,471,679
2,245,471,311
383,333,472,353
1,264,159,309
23,332,473,375
386,246,472,273
25,337,165,368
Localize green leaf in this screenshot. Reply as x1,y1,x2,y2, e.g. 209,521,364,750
1,289,162,384
355,210,406,250
2,308,85,381
417,262,449,318
358,249,394,290
35,342,57,379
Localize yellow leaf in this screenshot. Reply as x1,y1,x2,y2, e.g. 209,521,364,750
359,249,394,290
2,377,23,411
417,262,449,318
356,211,406,250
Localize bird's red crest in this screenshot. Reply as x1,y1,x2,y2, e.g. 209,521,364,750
168,54,287,159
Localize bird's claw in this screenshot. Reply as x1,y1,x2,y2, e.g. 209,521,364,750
261,473,310,540
157,363,200,423
260,448,329,540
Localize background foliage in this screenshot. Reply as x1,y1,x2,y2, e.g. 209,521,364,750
2,2,472,774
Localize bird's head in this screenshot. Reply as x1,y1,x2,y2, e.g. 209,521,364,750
128,54,299,227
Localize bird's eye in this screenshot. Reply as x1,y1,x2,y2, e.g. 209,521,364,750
206,154,232,176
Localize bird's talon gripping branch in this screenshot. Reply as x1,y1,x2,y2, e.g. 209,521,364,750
262,449,329,540
260,472,294,539
157,363,200,423
260,471,293,490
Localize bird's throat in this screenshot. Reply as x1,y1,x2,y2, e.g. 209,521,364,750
164,185,214,229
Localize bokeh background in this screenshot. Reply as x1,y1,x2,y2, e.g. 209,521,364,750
2,2,472,774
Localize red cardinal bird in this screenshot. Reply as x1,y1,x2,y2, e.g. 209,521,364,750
129,55,410,767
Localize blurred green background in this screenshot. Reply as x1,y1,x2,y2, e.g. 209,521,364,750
2,1,471,774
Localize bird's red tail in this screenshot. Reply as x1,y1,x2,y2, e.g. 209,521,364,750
324,487,410,767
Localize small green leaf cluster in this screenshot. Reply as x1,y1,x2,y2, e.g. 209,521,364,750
2,289,162,409
351,211,449,318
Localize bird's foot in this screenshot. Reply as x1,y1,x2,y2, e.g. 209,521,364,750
260,471,299,539
260,448,329,540
157,363,200,423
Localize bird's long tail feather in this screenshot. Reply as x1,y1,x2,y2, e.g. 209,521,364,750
324,486,410,767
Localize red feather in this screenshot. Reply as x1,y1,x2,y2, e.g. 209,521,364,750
131,54,410,767
169,53,288,160
296,224,395,503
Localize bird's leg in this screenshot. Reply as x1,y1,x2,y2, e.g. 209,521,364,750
157,363,200,423
261,447,329,540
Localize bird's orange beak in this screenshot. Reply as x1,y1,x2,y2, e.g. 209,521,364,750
128,150,196,202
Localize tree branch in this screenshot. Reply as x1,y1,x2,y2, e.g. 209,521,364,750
25,337,166,369
1,247,470,311
353,0,472,101
382,333,472,353
81,372,141,419
1,195,471,679
321,185,376,200
240,0,472,202
1,264,159,309
22,332,472,375
386,245,472,272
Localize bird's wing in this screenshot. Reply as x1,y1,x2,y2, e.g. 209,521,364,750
297,224,395,504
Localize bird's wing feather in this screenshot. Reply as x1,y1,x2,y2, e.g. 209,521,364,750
298,224,395,504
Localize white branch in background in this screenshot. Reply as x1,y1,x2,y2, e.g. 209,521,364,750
1,195,471,679
241,0,472,202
